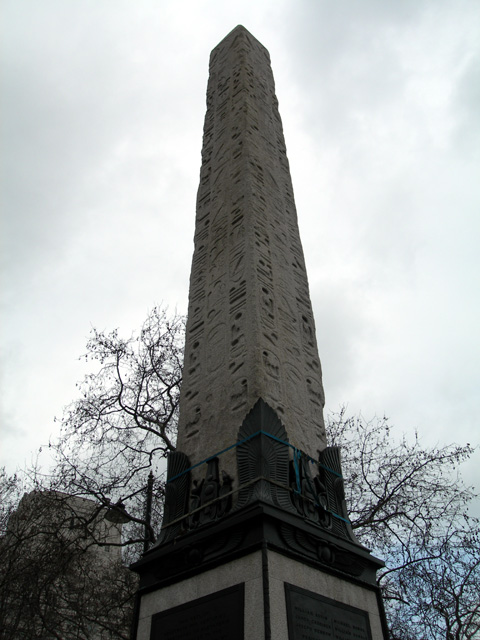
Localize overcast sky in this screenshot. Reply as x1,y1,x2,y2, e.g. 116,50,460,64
2,0,479,510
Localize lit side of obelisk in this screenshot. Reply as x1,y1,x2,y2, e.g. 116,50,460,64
176,26,326,472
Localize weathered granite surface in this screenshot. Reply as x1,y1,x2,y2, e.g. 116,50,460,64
177,26,326,475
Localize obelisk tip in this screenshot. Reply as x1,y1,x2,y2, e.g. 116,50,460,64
213,24,267,55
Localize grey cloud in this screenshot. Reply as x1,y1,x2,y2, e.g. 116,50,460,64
1,2,479,516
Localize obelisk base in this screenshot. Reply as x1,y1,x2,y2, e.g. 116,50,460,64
132,502,389,640
135,553,387,640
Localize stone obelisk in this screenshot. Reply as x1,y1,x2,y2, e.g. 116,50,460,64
132,26,388,640
176,25,326,476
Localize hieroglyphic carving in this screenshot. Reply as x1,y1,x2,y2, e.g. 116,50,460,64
177,26,327,479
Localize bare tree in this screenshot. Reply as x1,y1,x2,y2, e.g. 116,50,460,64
0,473,137,639
388,528,480,640
49,306,185,553
328,410,479,640
5,307,477,639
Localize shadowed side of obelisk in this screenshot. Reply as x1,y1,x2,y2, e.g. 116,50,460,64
177,26,326,476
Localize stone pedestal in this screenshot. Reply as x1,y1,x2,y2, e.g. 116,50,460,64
133,505,388,640
132,401,388,639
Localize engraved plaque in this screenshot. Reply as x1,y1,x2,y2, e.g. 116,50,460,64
150,583,244,640
285,584,372,640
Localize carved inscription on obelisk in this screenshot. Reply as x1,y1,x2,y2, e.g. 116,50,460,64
177,26,326,474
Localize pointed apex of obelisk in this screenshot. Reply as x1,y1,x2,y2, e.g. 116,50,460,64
227,24,250,36
212,24,268,56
